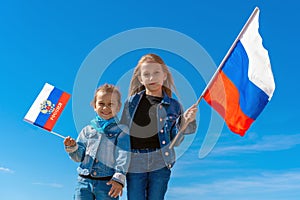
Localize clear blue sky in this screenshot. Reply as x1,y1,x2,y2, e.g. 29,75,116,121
1,0,300,199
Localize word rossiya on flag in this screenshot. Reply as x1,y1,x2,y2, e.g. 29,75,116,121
203,8,275,136
24,83,70,131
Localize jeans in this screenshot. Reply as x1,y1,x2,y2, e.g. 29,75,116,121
74,176,118,200
126,149,171,200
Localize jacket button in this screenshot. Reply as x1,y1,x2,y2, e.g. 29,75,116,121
168,164,172,168
164,152,169,156
162,140,166,145
159,118,163,122
159,105,162,109
160,129,164,133
93,171,97,176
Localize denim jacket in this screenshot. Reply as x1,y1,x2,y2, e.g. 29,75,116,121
120,90,197,169
65,119,130,186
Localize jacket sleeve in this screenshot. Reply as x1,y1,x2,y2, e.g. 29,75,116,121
112,125,131,186
177,102,197,135
169,103,184,147
182,119,197,135
67,128,87,163
120,100,130,125
172,103,197,147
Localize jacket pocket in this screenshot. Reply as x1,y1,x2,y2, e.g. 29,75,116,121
165,114,178,132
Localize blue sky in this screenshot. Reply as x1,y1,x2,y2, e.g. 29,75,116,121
1,0,300,199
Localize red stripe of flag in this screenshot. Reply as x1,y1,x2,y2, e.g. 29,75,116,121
44,92,71,131
203,70,254,136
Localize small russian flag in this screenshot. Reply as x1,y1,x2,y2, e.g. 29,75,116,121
24,83,70,132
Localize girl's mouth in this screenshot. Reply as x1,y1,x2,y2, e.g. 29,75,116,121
101,111,111,116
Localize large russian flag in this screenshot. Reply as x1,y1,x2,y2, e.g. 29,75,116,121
24,83,70,131
203,8,275,136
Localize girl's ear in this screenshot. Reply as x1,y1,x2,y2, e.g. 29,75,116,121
163,72,167,81
138,76,143,84
117,102,122,113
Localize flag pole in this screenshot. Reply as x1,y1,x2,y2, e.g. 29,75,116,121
199,7,260,102
169,7,260,149
50,131,66,139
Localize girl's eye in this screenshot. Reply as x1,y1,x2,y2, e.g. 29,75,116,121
98,102,115,107
143,73,150,77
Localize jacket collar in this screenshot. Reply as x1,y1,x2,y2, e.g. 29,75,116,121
137,90,171,105
90,116,119,134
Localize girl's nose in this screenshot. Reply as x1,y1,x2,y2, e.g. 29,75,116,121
102,105,110,110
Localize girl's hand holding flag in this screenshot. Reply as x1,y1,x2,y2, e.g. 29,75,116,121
64,136,76,147
183,104,198,125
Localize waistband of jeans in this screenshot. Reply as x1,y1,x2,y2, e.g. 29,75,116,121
131,148,161,153
79,174,112,181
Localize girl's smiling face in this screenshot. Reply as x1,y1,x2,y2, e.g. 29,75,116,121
139,62,167,97
93,91,121,120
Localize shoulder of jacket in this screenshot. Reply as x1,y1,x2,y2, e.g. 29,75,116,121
168,97,181,107
116,124,129,134
81,125,98,137
168,97,180,103
128,92,142,102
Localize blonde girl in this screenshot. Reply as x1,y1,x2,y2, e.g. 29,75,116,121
121,54,197,200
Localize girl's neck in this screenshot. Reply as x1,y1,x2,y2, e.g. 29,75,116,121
145,90,163,97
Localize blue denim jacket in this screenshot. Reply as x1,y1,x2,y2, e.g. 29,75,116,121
65,119,130,185
120,90,197,169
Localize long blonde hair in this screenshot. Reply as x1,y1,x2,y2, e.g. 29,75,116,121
128,53,177,97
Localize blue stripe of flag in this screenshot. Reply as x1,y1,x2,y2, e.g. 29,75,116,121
34,87,63,128
222,41,269,119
